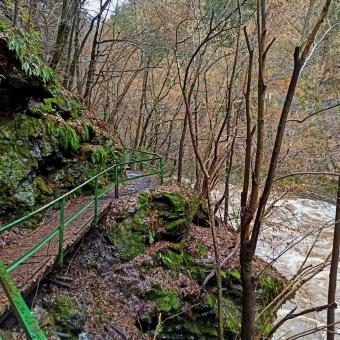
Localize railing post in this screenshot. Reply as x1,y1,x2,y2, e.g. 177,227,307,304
115,165,119,199
159,157,164,185
94,177,99,227
0,261,47,339
58,197,65,267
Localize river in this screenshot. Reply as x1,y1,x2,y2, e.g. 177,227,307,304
214,187,338,339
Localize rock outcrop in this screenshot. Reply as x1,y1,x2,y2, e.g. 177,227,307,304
0,22,120,225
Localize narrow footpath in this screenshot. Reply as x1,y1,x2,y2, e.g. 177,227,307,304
0,171,159,319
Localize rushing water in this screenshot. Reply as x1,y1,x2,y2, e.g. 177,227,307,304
259,198,337,339
214,187,338,339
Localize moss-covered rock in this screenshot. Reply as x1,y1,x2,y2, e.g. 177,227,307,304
145,285,181,314
50,294,86,337
0,31,120,225
105,188,201,261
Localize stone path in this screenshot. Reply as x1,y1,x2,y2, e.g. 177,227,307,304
0,171,159,320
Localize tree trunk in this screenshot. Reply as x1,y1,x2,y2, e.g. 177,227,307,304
177,114,188,185
240,241,256,339
327,175,340,339
50,0,70,70
13,0,19,25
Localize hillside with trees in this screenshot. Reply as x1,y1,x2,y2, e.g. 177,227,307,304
0,0,339,339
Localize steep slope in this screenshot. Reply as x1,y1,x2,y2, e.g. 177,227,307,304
0,22,120,226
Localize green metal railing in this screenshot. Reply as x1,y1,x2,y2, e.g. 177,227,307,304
0,148,163,339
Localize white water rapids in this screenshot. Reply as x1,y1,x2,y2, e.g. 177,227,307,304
214,187,338,339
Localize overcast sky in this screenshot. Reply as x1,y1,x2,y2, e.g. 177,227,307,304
85,0,123,15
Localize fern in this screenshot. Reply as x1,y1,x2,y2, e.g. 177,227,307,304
80,126,90,142
90,146,108,165
4,27,55,84
47,120,57,135
58,124,80,152
159,252,173,267
80,120,96,142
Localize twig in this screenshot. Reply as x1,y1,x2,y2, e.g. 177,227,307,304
163,302,202,323
274,172,340,183
108,321,129,340
287,102,340,123
153,313,162,340
45,278,72,289
284,320,340,340
65,237,84,275
201,239,240,289
267,303,337,337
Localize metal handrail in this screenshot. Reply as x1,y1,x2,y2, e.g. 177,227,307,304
0,148,164,339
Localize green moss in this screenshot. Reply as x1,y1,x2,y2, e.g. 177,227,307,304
145,293,240,339
106,220,147,261
155,247,215,285
35,96,83,118
145,285,181,314
51,294,86,336
138,192,149,210
33,176,52,195
154,191,186,213
258,275,284,306
151,190,200,237
0,19,9,33
80,120,96,142
196,243,208,257
0,114,41,214
81,144,108,165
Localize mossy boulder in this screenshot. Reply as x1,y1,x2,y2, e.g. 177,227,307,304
105,188,201,261
139,242,284,339
50,294,86,337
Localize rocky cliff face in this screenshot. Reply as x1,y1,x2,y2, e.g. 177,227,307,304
0,23,119,225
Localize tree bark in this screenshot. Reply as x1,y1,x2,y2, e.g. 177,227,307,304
13,0,19,25
177,114,188,185
240,240,256,339
50,0,71,70
327,175,340,339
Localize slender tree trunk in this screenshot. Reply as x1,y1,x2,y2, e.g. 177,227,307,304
83,16,101,103
224,133,236,223
13,0,19,25
134,65,149,148
50,0,70,70
63,4,77,88
240,239,256,339
327,175,340,339
177,114,188,185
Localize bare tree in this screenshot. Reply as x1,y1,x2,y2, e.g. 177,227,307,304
239,0,332,338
